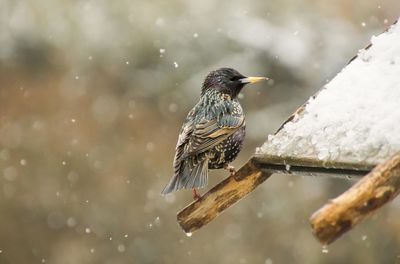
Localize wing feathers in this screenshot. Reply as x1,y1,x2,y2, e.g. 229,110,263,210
161,155,208,194
162,98,244,194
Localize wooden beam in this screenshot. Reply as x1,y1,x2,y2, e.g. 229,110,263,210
309,153,400,245
177,158,271,234
254,153,376,172
255,163,368,179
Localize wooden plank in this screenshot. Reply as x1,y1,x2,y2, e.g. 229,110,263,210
309,153,400,245
253,153,375,172
177,158,271,234
256,162,368,179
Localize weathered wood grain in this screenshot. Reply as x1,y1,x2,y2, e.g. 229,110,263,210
177,158,271,234
310,153,400,245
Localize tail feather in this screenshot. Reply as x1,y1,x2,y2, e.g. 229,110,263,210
183,158,208,189
161,157,208,195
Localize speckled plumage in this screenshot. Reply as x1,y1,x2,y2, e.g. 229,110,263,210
162,68,267,195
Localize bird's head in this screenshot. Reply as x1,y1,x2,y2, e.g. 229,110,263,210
201,68,269,98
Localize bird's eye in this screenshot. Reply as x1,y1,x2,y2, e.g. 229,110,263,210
229,76,239,81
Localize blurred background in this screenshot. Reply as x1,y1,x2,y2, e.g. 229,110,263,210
1,0,400,263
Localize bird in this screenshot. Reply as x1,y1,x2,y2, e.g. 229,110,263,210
161,68,269,199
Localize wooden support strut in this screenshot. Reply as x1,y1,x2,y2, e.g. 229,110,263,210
310,153,400,245
177,158,271,234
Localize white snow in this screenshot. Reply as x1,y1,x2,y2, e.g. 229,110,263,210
322,245,329,254
117,244,126,252
258,21,400,166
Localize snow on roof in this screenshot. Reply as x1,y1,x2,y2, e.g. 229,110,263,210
256,20,400,168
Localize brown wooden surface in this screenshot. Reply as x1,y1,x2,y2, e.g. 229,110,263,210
310,153,400,245
177,158,271,234
253,153,375,172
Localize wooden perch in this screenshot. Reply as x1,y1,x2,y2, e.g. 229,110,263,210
310,153,400,245
177,158,271,234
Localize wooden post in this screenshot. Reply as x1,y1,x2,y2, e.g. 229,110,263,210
310,153,400,245
177,158,271,234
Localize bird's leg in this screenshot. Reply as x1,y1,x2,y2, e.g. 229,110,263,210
224,164,236,176
192,188,201,200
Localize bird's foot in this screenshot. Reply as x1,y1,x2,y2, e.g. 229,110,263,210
224,164,236,176
192,189,201,200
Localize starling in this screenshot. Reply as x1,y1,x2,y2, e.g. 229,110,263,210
162,68,268,198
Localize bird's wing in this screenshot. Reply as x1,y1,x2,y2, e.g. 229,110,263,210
182,110,244,158
173,108,196,174
163,101,244,194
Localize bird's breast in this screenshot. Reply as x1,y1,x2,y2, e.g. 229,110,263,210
208,125,246,169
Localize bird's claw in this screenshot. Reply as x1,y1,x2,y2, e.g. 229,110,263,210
224,164,236,176
192,189,201,200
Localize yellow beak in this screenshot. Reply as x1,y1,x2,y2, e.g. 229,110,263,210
240,76,270,84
